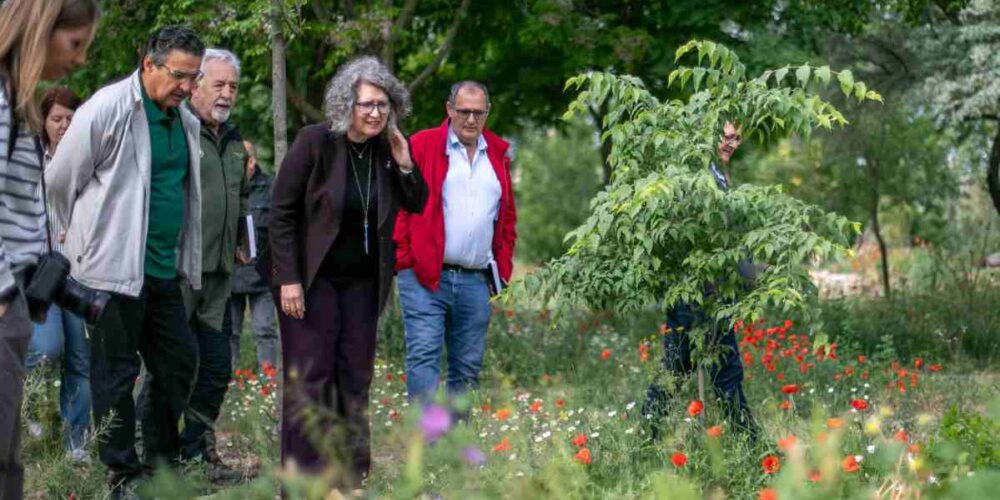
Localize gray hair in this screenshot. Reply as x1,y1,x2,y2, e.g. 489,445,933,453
324,56,411,134
200,48,241,79
448,80,491,106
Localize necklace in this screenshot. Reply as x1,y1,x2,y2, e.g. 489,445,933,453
347,147,374,255
347,139,370,159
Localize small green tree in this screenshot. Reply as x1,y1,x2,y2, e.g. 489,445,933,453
512,40,881,367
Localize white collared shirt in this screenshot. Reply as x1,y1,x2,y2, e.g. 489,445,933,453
442,127,501,270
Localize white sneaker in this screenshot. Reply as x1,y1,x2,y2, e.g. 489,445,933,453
68,447,90,464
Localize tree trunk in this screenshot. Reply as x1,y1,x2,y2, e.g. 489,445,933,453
271,0,289,169
868,158,891,298
588,105,613,185
987,120,1000,216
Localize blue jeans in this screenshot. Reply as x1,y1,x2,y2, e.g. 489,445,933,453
642,302,757,438
398,268,492,402
26,304,91,451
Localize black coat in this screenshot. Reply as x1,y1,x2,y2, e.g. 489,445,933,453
262,123,427,313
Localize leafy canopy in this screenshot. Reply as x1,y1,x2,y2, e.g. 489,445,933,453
512,40,881,334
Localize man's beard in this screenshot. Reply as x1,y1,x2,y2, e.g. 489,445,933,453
211,103,232,123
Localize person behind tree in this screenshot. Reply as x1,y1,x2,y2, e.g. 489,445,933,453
642,121,759,441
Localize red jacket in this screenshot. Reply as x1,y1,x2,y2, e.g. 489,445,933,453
394,119,517,291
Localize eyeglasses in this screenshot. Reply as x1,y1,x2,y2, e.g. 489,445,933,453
157,64,202,83
355,101,390,115
452,107,489,122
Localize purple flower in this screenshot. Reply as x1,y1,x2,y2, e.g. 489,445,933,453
461,446,486,466
421,404,452,442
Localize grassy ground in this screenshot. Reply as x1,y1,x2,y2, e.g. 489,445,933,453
22,302,1000,499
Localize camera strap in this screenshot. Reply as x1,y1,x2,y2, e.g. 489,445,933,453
33,135,53,254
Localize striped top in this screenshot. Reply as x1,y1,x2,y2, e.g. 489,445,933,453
0,83,46,295
42,149,64,255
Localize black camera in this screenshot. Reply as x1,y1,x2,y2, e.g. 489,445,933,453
24,252,111,325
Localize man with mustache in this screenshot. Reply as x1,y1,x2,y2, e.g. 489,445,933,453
46,25,205,496
394,81,518,405
176,47,249,484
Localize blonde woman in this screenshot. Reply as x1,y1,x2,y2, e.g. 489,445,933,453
0,1,100,498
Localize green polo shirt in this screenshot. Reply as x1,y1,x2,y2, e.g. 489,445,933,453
141,84,189,280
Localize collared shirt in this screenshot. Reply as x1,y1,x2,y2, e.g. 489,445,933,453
709,162,729,191
142,84,189,280
41,148,66,256
442,127,501,270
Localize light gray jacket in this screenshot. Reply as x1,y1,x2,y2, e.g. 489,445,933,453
46,70,202,297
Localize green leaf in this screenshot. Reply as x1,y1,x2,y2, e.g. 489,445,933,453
795,65,811,87
865,90,884,103
814,65,831,85
838,69,854,97
774,66,789,84
853,81,867,102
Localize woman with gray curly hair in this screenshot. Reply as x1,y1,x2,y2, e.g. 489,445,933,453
266,55,427,488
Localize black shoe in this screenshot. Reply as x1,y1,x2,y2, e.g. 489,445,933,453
204,457,245,485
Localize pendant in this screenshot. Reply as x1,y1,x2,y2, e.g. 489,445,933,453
363,219,369,255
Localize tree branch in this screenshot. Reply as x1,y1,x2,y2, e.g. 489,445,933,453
389,0,418,47
406,0,470,93
286,81,326,123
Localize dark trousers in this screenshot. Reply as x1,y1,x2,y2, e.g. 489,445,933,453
0,289,31,500
177,272,233,460
643,303,757,438
177,318,231,460
276,275,378,488
90,276,197,484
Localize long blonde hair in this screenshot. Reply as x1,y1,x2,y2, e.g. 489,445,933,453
0,0,100,130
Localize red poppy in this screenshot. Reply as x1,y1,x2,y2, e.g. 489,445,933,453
400,373,408,382
671,452,687,468
759,488,778,500
894,429,909,442
385,372,394,382
841,455,859,473
928,364,943,372
809,470,822,482
687,400,704,417
850,399,869,411
761,455,781,474
601,348,612,361
857,355,866,364
573,447,592,464
660,323,671,335
779,401,792,411
777,435,798,451
571,433,588,447
492,437,512,452
914,358,924,369
706,425,723,438
780,384,799,395
555,399,566,409
493,408,512,421
529,401,542,414
784,319,793,329
260,385,271,397
776,373,785,382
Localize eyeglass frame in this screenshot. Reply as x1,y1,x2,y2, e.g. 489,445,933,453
448,103,490,122
156,63,203,83
355,100,391,116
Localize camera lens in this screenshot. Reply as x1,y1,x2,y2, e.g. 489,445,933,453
57,277,111,325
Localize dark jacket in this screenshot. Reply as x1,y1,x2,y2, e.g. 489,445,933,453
232,166,273,294
197,119,249,275
264,123,427,313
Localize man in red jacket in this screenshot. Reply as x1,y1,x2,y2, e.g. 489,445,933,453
394,81,517,403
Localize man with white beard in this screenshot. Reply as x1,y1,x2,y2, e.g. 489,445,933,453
176,47,249,483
